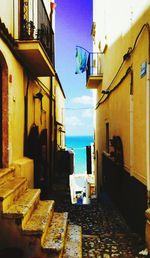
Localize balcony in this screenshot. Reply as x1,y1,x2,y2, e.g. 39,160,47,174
86,52,103,89
17,0,55,77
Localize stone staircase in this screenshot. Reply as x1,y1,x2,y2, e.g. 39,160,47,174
0,167,82,258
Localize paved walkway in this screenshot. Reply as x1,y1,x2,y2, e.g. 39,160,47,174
53,191,149,258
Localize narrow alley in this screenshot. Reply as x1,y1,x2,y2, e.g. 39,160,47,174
1,0,150,257
53,190,147,258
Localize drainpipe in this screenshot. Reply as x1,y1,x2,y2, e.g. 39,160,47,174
146,63,150,207
24,76,30,156
49,76,53,194
13,0,15,38
145,24,150,254
130,70,134,176
146,23,150,207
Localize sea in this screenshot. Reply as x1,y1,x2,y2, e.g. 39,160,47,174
66,135,94,174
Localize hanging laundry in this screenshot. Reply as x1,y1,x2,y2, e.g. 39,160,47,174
75,47,88,74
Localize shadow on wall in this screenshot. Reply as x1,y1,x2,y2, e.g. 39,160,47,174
0,248,24,258
102,152,147,240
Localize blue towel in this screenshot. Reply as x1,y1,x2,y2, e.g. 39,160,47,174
75,47,88,74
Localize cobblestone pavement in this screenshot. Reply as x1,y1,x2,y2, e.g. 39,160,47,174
53,191,149,258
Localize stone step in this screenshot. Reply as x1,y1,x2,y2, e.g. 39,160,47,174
42,212,68,256
23,200,55,237
145,208,150,220
0,167,15,185
63,224,82,258
3,188,41,227
0,177,28,212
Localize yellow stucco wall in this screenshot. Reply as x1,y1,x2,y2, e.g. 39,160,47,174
55,78,65,149
0,0,65,196
109,76,131,171
28,77,50,134
0,39,52,166
55,84,65,126
94,1,150,189
0,1,53,177
0,39,24,164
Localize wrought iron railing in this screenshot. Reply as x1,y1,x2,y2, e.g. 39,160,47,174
86,52,103,82
20,0,54,66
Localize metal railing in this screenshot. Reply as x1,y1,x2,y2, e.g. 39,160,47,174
20,0,54,65
86,52,103,82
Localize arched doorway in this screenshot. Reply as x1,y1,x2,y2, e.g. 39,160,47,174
0,51,8,168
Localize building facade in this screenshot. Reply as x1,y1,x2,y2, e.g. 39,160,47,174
87,0,150,239
0,2,84,256
0,0,66,197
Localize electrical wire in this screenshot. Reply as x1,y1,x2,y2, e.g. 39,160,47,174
95,22,150,109
34,78,50,98
76,45,90,53
64,107,94,110
95,59,125,109
132,23,150,54
96,66,132,108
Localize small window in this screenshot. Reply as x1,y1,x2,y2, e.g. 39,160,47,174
106,122,109,153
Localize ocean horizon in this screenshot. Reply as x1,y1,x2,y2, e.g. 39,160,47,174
66,135,94,174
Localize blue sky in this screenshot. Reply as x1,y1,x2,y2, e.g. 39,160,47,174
55,0,93,136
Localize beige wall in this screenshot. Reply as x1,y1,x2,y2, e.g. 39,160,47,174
0,1,14,36
93,1,150,193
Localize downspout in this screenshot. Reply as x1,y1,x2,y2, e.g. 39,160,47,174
130,69,134,176
129,11,134,177
54,93,57,173
54,94,57,148
146,23,150,207
13,0,15,38
24,76,30,156
49,76,53,194
145,23,150,254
